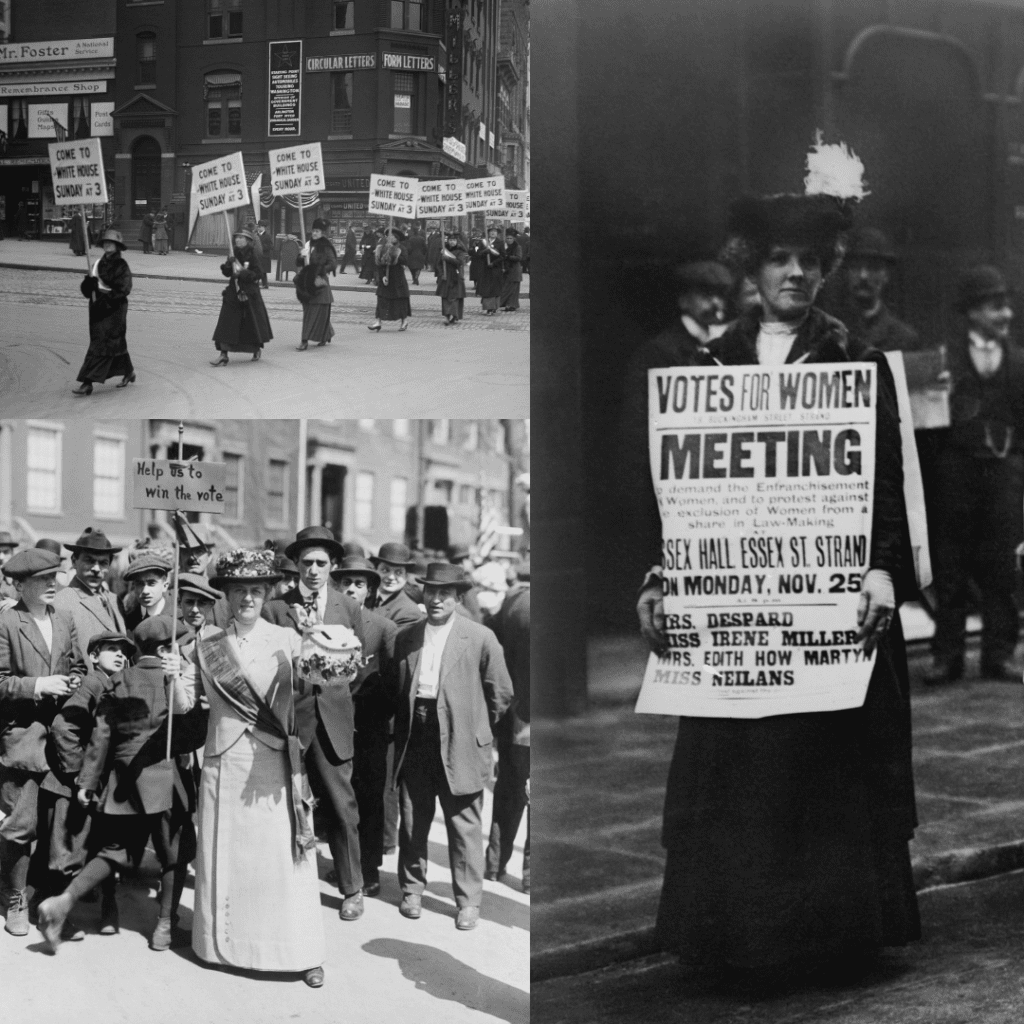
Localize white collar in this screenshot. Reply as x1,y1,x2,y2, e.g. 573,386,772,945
681,314,710,344
425,614,457,640
968,329,1001,351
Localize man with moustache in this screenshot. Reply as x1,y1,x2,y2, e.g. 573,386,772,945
262,527,368,920
53,528,126,652
926,266,1024,683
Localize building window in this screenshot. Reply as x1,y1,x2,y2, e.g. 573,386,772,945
432,479,453,505
332,71,353,133
355,471,374,531
11,98,27,140
266,458,288,527
205,72,242,137
223,452,243,521
492,421,507,454
462,422,478,451
208,0,242,38
93,436,125,519
358,419,375,432
431,419,449,444
393,72,414,134
392,419,410,439
137,32,156,84
390,0,423,30
69,97,90,139
26,424,62,514
333,0,354,30
458,484,475,505
389,477,408,533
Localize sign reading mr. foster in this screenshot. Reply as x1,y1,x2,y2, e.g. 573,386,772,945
636,362,879,718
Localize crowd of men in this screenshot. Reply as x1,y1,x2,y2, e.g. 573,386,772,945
631,224,1024,684
0,524,529,947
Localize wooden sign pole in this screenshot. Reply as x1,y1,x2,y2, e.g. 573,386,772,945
166,422,184,762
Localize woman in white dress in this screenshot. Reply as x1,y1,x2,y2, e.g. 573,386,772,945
191,549,326,987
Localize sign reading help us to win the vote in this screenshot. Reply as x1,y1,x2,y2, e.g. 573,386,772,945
47,139,108,204
190,151,249,216
635,362,878,718
133,460,227,515
269,141,324,195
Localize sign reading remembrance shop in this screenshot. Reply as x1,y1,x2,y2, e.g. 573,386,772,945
268,39,302,137
635,362,880,719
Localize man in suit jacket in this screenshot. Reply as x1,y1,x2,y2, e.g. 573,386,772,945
119,554,174,634
388,563,513,930
0,549,84,936
53,528,126,653
372,542,425,631
262,526,368,920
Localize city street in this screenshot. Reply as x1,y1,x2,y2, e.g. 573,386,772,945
0,785,529,1024
0,245,529,419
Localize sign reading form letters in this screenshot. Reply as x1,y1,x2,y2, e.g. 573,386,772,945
635,362,879,718
133,460,227,514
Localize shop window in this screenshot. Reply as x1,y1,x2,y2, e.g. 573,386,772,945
389,478,408,533
27,424,62,514
137,32,156,84
69,98,90,139
208,0,242,38
393,72,414,135
11,98,27,141
332,71,353,133
333,0,354,31
390,0,424,31
355,471,375,531
93,436,125,519
205,71,242,137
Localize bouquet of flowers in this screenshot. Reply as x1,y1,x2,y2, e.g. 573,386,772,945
298,624,365,688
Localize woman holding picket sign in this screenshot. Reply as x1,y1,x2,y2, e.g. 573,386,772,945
294,218,337,350
210,228,273,366
368,226,411,332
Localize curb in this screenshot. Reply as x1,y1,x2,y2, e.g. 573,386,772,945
531,838,1024,984
0,260,530,299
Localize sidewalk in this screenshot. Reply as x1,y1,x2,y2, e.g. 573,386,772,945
533,632,1024,982
0,239,530,298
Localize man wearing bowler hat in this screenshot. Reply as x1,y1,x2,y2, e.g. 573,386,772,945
387,563,513,930
372,543,425,630
263,526,368,920
927,266,1024,683
331,555,398,896
53,528,126,652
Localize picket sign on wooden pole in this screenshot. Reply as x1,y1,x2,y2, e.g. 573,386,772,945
165,421,184,762
80,205,91,273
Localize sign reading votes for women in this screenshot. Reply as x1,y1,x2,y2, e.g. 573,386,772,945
269,142,324,195
368,173,417,218
133,459,227,514
191,151,249,216
47,139,108,204
635,362,879,719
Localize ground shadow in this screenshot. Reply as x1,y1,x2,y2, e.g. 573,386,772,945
362,937,529,1024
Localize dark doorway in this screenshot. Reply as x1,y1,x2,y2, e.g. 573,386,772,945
132,136,162,211
321,465,346,540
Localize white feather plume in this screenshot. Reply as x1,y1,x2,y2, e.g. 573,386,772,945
803,130,868,201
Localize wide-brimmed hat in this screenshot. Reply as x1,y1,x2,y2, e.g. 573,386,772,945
285,526,346,563
341,541,366,559
87,630,137,656
66,527,122,556
505,226,519,237
727,194,852,264
210,548,282,589
446,543,471,564
675,260,734,297
843,226,897,264
386,226,407,242
312,218,331,233
3,548,61,580
232,228,255,244
123,554,172,581
177,572,224,603
956,265,1010,314
416,562,474,592
274,554,299,576
372,541,416,568
0,531,17,551
99,228,126,250
330,555,381,587
134,615,195,654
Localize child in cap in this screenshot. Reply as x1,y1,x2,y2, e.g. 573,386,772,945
120,554,172,633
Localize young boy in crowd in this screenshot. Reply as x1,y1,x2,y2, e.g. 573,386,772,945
37,616,199,953
119,554,172,632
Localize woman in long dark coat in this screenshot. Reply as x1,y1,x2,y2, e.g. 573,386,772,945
636,190,920,988
477,226,505,315
295,217,336,350
405,225,428,285
210,229,273,365
436,229,469,324
69,211,88,257
72,228,136,396
499,226,523,311
359,226,380,283
368,227,411,332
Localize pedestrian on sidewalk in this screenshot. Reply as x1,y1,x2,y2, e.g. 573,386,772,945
210,229,273,366
255,220,272,287
478,226,505,316
406,224,428,285
436,228,470,324
339,224,358,274
387,563,513,931
295,218,337,350
359,225,380,283
72,228,137,397
369,227,411,332
153,209,169,255
521,226,530,275
14,202,30,240
69,211,88,257
139,210,154,254
427,226,443,280
500,227,523,311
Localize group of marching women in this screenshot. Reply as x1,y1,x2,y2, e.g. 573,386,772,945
69,220,527,393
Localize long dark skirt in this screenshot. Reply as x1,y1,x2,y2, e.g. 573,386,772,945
500,279,521,310
481,296,499,312
376,296,411,321
360,255,377,283
442,297,464,321
655,618,920,975
77,302,134,383
301,302,334,343
213,286,273,353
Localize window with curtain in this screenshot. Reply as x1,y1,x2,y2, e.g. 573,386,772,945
27,425,61,513
390,0,423,30
355,471,375,531
93,436,125,518
389,478,408,533
137,32,156,84
70,97,90,139
394,71,414,134
208,0,242,38
205,72,242,137
11,98,27,140
332,71,352,133
333,0,354,30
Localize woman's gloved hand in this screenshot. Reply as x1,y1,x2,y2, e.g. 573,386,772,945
856,568,895,655
637,578,668,657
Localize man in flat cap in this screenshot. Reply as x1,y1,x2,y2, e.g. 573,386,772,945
120,554,174,633
0,549,85,936
838,226,923,359
372,543,427,631
927,266,1024,683
53,528,126,653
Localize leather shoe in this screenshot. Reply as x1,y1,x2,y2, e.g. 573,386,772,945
3,888,29,936
399,894,422,920
361,881,381,898
923,658,963,685
455,906,480,931
340,892,364,921
150,916,172,951
304,966,325,988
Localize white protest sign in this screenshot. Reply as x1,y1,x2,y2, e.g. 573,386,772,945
269,141,324,196
47,138,108,204
635,362,878,719
368,173,417,218
133,459,227,514
503,189,528,221
190,151,249,217
465,175,506,214
417,178,466,217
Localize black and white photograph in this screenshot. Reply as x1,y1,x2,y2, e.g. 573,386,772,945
533,1,1024,1022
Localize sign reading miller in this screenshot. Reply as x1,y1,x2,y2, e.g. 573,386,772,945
268,39,302,137
0,37,114,63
